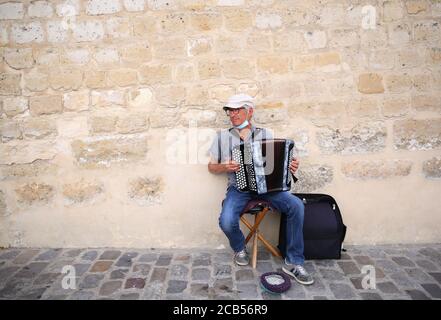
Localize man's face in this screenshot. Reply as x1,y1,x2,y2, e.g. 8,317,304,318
226,107,253,127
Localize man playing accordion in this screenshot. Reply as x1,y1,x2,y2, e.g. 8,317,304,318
208,94,314,286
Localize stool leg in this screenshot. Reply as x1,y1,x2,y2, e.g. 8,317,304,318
241,217,282,258
244,207,269,244
251,213,259,268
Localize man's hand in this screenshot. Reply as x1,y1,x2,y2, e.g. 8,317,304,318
223,160,240,173
208,159,240,174
289,158,299,175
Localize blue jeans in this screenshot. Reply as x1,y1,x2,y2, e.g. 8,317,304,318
219,186,305,265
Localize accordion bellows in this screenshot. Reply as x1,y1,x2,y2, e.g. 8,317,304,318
232,139,295,194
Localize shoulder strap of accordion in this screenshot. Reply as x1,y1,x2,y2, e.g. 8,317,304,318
253,127,264,141
217,132,221,164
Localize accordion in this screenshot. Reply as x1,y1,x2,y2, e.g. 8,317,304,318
232,139,295,194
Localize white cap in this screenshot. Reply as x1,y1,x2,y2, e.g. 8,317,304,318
223,93,254,110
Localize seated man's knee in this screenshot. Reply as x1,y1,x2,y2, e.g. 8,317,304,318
219,214,237,234
287,195,304,217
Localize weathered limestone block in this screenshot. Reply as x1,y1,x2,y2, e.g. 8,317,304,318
120,44,152,65
29,95,63,116
150,107,180,128
183,86,208,108
427,47,441,64
0,160,56,181
128,176,163,205
388,22,411,46
147,0,179,10
2,97,28,117
153,37,186,58
257,56,290,74
175,63,195,82
294,165,334,193
423,157,441,178
412,94,441,113
72,20,105,42
86,0,122,15
260,80,301,100
303,30,327,49
90,115,118,134
358,73,385,94
255,12,282,30
106,17,132,39
62,179,104,204
33,47,60,66
61,48,90,65
385,72,413,93
218,0,244,6
107,69,138,87
413,20,441,42
94,48,119,65
215,35,244,54
221,58,255,79
180,109,217,127
4,48,34,69
406,0,427,14
253,102,288,124
56,115,89,138
11,22,44,44
85,70,106,89
71,136,148,168
383,1,404,22
128,87,153,108
49,68,83,90
209,85,235,103
22,118,57,139
0,141,57,165
316,123,387,154
0,73,21,95
382,96,410,117
28,1,53,18
133,17,157,36
0,24,8,45
341,160,413,179
63,91,90,112
0,190,7,216
360,27,388,48
159,12,188,33
224,9,253,32
15,182,54,205
1,120,21,142
293,52,341,73
117,113,149,134
246,32,271,53
24,68,49,92
123,0,146,12
349,98,380,118
187,37,212,57
91,90,126,107
139,64,172,85
0,2,24,20
153,85,186,107
329,28,359,48
190,12,222,31
47,20,68,43
198,59,221,80
394,119,441,150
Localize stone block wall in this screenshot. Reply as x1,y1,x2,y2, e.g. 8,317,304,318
0,0,440,247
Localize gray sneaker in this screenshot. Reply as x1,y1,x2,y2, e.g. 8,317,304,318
234,249,249,266
282,260,314,285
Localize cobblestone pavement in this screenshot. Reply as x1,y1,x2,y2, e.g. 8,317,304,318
0,244,440,300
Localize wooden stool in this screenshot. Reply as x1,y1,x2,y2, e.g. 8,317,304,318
240,200,282,268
